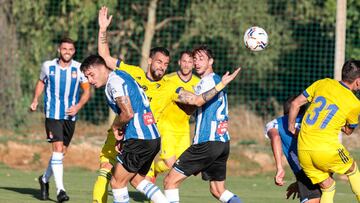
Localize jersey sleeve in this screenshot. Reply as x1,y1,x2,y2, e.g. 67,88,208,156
302,79,322,102
346,106,360,128
264,119,278,139
107,76,126,100
79,70,88,83
116,59,144,78
39,62,47,81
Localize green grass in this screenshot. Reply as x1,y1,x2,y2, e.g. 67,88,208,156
0,164,357,203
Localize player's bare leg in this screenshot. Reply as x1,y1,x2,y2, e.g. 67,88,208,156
163,168,188,202
210,181,242,203
319,177,336,203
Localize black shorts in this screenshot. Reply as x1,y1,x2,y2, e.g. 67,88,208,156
173,141,230,181
295,170,321,202
116,138,160,176
45,118,76,147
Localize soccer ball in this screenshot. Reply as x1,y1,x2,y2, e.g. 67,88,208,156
244,26,268,51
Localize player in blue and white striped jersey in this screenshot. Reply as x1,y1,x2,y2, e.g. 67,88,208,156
265,95,320,203
30,38,90,202
163,45,242,203
80,55,168,203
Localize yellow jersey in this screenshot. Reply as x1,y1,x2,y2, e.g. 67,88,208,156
298,78,360,150
116,60,175,121
158,72,200,133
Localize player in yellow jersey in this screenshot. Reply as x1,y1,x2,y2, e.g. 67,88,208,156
92,7,171,203
288,59,360,203
153,50,200,177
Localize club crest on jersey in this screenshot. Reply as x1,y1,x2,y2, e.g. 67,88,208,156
142,85,148,91
71,71,77,78
49,70,55,76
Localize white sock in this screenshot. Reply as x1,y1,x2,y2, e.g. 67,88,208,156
136,179,168,203
219,190,235,203
42,159,53,183
51,152,64,194
164,189,179,203
112,187,130,203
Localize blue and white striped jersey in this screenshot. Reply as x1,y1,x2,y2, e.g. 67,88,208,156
193,73,230,144
105,70,160,141
40,58,87,121
264,116,303,174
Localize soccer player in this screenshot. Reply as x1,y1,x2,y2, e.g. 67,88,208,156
288,59,360,203
29,37,90,202
153,50,200,178
163,45,242,203
81,55,168,203
265,95,321,203
92,7,171,203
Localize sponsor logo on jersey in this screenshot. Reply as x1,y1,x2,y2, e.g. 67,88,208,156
71,71,77,78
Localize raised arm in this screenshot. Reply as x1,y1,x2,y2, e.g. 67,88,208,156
30,80,45,111
176,68,241,107
98,6,117,70
288,94,308,134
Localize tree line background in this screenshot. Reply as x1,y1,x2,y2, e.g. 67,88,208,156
0,0,359,130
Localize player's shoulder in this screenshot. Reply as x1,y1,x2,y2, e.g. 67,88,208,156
71,59,81,68
42,58,58,67
164,72,178,80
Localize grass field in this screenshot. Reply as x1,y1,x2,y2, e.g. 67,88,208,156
0,164,357,203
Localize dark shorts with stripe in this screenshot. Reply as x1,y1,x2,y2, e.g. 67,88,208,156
116,138,160,176
295,170,321,202
173,141,230,181
45,118,76,147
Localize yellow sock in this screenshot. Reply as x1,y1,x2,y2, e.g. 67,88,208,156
347,163,360,201
155,160,170,174
320,181,336,203
93,168,112,203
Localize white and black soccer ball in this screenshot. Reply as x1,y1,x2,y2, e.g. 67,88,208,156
244,26,268,51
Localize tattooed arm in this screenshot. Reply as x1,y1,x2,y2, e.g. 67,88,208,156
112,96,134,140
98,6,117,70
175,68,241,109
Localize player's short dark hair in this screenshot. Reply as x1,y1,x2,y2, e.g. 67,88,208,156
179,50,193,59
342,59,360,83
149,47,170,58
192,45,214,59
283,95,307,116
59,37,75,47
80,55,107,72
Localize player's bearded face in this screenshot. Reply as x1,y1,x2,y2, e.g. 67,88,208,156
58,42,75,63
179,54,193,76
149,53,170,81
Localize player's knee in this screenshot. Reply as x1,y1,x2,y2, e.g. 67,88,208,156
163,174,176,189
319,177,334,189
346,162,357,175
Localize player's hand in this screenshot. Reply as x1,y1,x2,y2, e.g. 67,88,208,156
221,67,241,86
66,105,79,116
288,125,296,135
29,100,38,111
274,168,285,186
112,127,124,141
286,182,299,200
98,6,112,30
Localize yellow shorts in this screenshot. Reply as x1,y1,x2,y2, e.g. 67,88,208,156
298,145,354,184
159,129,190,160
99,129,117,166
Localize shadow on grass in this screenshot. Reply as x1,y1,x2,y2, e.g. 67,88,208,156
0,187,56,202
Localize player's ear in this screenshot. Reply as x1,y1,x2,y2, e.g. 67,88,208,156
148,57,153,66
209,58,214,66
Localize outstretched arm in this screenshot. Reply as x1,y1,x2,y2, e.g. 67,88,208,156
176,68,241,107
288,94,308,134
98,6,117,70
